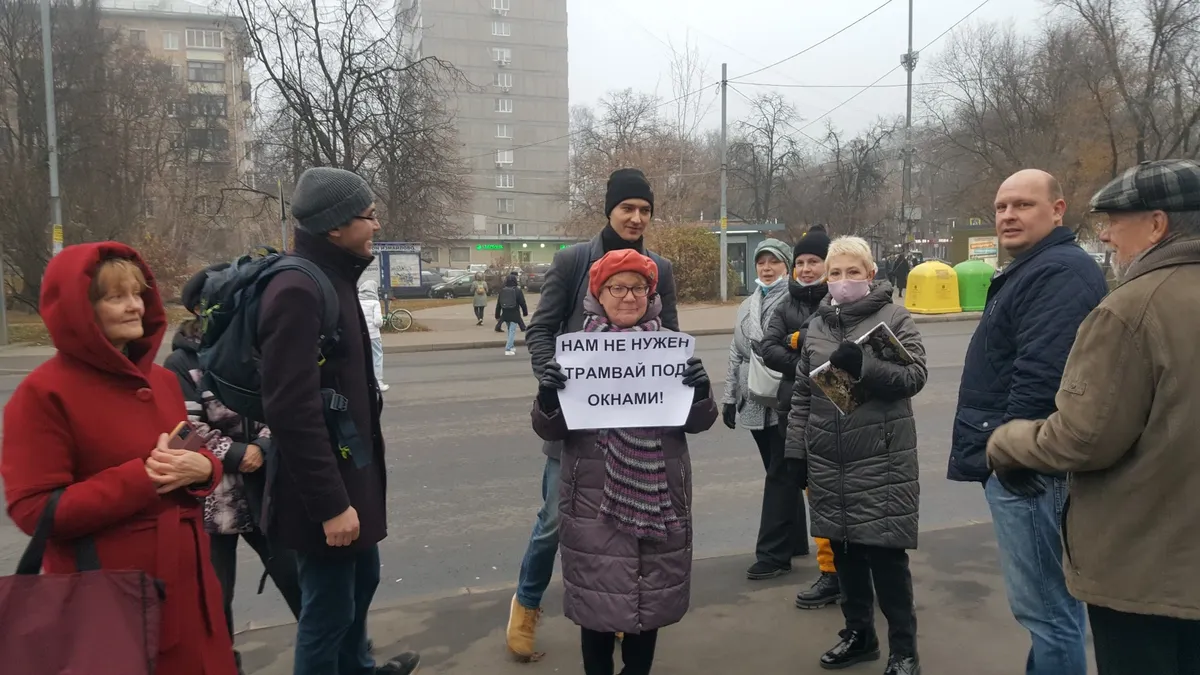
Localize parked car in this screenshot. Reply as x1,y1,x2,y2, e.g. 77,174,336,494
430,274,477,299
390,270,444,299
524,263,552,293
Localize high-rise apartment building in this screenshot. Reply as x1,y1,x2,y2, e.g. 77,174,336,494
398,0,574,267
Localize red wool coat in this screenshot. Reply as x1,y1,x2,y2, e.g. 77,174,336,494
1,242,236,675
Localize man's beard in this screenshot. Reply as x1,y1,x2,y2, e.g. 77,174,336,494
1111,257,1131,284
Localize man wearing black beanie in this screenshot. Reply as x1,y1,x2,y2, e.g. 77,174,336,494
502,168,682,659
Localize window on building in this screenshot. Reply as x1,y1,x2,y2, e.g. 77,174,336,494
187,128,229,150
498,222,516,236
188,61,224,83
186,29,223,49
128,29,146,46
492,47,511,63
165,101,182,117
493,0,510,10
193,195,219,215
496,149,513,164
143,199,156,218
496,173,514,189
492,21,511,36
496,123,511,138
189,94,227,117
163,31,180,50
497,198,515,213
493,72,512,89
450,247,471,263
516,250,530,264
495,98,512,113
425,246,440,263
170,64,182,80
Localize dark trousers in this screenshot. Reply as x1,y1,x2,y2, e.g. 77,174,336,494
473,306,485,321
210,529,303,672
752,426,808,568
832,542,917,657
294,545,381,675
1089,604,1200,675
580,628,659,675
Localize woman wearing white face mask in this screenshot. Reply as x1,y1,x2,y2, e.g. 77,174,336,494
784,236,928,675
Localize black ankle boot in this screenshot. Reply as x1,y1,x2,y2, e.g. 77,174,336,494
819,629,880,670
796,572,841,609
883,653,920,675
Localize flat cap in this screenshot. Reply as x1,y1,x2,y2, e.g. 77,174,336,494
1090,159,1200,213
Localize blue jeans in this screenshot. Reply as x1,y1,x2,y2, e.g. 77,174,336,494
515,455,561,609
294,544,381,675
985,474,1088,675
505,321,518,351
370,337,384,384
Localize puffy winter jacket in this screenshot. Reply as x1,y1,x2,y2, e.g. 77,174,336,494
784,282,928,549
760,281,827,414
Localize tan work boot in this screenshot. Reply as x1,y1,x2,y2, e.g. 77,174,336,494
506,594,542,661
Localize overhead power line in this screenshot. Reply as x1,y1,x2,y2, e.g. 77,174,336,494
728,0,899,82
796,0,994,133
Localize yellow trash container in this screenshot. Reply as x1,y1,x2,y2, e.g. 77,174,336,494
904,260,962,314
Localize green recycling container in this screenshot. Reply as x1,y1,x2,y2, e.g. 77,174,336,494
954,260,995,312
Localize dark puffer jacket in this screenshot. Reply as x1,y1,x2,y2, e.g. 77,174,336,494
784,283,928,549
760,281,827,414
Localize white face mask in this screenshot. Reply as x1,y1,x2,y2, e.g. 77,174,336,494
755,276,786,290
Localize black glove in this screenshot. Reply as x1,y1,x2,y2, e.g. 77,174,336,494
722,403,737,429
681,357,710,401
829,341,864,379
994,467,1047,498
537,361,567,411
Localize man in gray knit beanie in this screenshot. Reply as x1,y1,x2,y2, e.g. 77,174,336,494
291,167,376,235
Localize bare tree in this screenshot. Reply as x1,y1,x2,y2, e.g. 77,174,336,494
236,0,469,239
727,92,801,222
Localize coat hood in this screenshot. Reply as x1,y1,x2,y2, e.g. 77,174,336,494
41,241,167,381
358,278,379,300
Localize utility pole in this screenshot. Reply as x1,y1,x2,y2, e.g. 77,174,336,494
278,179,287,251
899,0,918,250
719,62,728,302
41,0,63,258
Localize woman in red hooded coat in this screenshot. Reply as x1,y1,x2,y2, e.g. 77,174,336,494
1,242,237,675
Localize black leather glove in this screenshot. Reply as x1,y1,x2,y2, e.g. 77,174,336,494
829,341,864,379
681,357,710,401
537,361,567,411
994,467,1047,498
722,403,737,429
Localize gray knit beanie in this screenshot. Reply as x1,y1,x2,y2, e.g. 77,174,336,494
290,167,375,234
755,238,793,270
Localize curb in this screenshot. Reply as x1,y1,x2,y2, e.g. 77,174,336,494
381,314,980,354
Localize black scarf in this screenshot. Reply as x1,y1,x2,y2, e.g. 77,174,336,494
600,225,645,253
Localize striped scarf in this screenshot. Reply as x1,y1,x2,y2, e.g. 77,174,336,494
583,303,680,541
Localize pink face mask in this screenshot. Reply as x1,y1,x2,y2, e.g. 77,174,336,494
829,279,871,304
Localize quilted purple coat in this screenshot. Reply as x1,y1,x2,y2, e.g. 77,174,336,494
532,396,718,634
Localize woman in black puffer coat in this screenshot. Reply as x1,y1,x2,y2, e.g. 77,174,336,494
758,227,839,607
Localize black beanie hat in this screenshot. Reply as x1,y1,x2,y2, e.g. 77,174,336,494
792,227,831,262
605,168,655,218
181,262,231,314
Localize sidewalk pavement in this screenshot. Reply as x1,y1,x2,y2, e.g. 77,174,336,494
239,522,1083,674
383,293,982,354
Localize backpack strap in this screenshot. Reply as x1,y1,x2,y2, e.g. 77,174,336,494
265,257,342,361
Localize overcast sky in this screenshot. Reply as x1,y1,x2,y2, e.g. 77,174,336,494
565,0,1050,135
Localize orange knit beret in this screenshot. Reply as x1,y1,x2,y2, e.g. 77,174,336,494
588,249,659,298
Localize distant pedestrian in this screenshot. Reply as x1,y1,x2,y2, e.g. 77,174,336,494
892,255,911,298
358,278,389,392
948,169,1105,675
723,238,806,581
496,272,528,356
472,273,489,326
759,226,840,606
506,167,679,660
533,249,717,675
988,159,1200,675
785,236,927,675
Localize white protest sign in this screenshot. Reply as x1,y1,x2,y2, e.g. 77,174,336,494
555,330,697,430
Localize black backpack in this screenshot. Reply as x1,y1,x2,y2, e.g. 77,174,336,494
498,286,519,310
197,247,341,422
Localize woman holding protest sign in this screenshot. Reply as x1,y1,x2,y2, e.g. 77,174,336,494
532,249,717,675
784,236,927,675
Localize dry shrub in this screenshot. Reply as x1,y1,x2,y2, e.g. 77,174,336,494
645,224,737,302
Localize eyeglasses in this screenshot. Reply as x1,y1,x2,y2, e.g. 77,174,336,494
354,215,379,223
605,285,650,298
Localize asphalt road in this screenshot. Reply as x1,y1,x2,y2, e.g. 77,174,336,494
0,320,988,631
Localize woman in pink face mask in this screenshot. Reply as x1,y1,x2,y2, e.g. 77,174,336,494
782,236,929,675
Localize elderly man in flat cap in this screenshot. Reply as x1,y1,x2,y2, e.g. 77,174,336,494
987,159,1200,675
